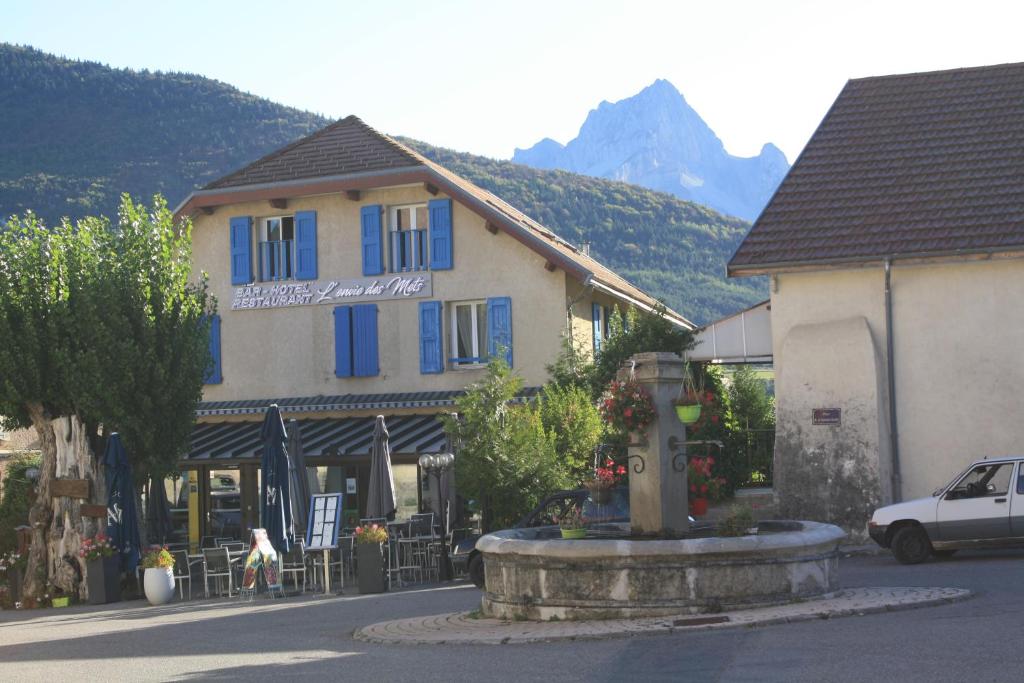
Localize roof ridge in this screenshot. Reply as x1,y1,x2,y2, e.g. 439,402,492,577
849,60,1024,84
204,115,424,190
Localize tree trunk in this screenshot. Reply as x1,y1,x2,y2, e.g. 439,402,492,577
23,404,105,602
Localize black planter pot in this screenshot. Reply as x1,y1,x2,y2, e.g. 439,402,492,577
86,555,122,604
356,543,387,594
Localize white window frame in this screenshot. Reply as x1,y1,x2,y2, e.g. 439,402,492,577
258,215,295,281
388,203,428,232
450,300,487,368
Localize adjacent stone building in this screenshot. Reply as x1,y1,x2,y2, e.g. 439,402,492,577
729,62,1024,535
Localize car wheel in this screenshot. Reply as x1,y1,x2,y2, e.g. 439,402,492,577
891,525,932,564
468,553,485,589
932,548,958,558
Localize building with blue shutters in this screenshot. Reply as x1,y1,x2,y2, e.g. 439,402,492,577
171,117,692,544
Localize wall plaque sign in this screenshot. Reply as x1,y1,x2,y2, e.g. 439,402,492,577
231,274,432,310
812,408,841,426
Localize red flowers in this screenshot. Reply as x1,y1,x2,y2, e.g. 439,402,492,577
584,458,628,492
599,379,656,434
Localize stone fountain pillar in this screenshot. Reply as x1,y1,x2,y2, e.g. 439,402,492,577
618,352,689,536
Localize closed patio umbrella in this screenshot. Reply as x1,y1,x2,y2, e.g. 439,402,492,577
260,404,293,553
145,475,173,545
104,433,141,574
287,419,316,536
366,416,397,520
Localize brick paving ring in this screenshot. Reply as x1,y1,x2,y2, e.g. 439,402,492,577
353,587,971,645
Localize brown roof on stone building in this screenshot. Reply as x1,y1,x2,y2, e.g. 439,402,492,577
181,116,693,328
729,62,1024,274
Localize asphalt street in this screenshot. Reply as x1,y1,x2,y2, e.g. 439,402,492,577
1,548,1021,682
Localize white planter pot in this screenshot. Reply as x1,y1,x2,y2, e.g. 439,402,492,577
144,567,175,606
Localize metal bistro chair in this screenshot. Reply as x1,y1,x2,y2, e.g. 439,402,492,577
221,541,246,553
410,513,436,581
171,549,193,601
203,547,234,598
281,542,307,592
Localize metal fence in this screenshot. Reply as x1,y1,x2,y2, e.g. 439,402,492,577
734,428,775,488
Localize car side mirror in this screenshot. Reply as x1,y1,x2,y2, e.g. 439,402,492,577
987,483,996,492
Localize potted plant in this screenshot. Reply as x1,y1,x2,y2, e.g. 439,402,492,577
687,456,726,516
582,458,627,505
556,507,587,539
140,545,175,606
599,378,656,436
673,362,705,425
354,524,388,594
79,533,121,605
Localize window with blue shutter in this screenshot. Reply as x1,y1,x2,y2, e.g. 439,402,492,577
293,210,318,280
486,296,512,367
592,303,603,354
335,304,379,377
428,198,453,270
230,216,253,285
352,304,379,377
361,205,384,276
419,301,444,374
333,306,353,378
204,314,222,384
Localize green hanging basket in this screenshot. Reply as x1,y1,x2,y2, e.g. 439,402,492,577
674,403,702,425
560,528,586,539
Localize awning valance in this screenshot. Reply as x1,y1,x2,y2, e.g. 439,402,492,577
185,414,448,463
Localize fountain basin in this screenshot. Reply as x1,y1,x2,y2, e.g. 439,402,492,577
478,520,846,621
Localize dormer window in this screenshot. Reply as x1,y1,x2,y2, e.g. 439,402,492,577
259,216,294,281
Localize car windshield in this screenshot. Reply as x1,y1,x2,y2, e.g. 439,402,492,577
933,465,972,496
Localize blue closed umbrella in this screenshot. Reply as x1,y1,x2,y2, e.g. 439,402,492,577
105,433,141,574
260,405,293,553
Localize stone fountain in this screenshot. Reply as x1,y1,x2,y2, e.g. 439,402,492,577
477,352,846,620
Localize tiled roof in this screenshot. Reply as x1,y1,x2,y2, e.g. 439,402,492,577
190,117,692,328
729,62,1024,273
204,116,423,189
194,388,542,417
186,414,448,462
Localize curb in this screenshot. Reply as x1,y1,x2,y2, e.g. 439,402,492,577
353,587,971,646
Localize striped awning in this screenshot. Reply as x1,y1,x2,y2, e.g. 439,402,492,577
185,414,448,463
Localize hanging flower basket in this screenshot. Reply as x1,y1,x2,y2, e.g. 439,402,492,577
673,361,706,425
599,378,656,435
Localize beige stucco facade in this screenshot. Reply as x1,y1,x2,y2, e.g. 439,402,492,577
770,256,1024,533
191,183,623,403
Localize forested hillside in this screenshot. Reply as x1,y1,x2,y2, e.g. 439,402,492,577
0,44,765,324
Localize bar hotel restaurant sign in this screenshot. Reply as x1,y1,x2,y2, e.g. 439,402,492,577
232,274,432,310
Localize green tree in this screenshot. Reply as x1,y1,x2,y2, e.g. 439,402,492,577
0,195,213,600
728,365,775,431
588,305,695,400
538,382,605,476
442,359,572,532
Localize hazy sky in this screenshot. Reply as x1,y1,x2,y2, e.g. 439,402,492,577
3,1,1023,162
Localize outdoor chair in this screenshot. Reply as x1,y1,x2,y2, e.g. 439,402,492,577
221,541,246,553
281,542,307,592
171,550,192,600
202,547,234,598
214,537,234,547
200,536,217,549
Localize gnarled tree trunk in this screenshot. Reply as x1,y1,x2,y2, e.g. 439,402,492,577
23,403,105,602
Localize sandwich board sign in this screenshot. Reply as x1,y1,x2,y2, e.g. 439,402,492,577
240,528,282,595
306,493,343,593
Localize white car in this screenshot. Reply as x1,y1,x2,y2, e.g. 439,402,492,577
869,456,1024,564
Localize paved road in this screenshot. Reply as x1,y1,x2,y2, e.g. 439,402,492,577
1,548,1022,682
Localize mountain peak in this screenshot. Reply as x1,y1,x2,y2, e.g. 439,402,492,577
512,82,789,221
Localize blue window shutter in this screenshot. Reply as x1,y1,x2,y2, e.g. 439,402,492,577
334,306,353,378
294,210,318,280
360,205,384,276
352,304,379,376
205,314,223,384
592,303,602,353
229,216,253,285
428,198,453,270
419,301,444,374
486,296,512,367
